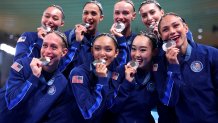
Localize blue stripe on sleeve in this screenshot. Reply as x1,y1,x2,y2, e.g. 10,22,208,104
5,81,32,110
79,84,103,119
161,71,174,106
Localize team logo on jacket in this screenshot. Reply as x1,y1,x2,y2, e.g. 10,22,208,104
190,61,203,72
146,82,155,92
47,85,56,95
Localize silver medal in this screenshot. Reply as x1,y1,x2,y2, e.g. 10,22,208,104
39,57,50,66
115,22,125,33
81,23,90,29
42,25,51,33
92,59,106,66
128,60,139,70
148,24,155,33
162,40,176,51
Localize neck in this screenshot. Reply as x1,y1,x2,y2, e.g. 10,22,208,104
180,39,188,55
43,64,58,73
123,26,132,37
87,28,97,36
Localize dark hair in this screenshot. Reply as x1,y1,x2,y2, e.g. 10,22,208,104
138,0,162,13
134,31,158,49
158,12,186,34
92,33,118,49
48,5,65,20
53,31,68,48
83,0,104,15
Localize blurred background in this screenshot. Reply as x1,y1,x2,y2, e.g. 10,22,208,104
0,0,218,87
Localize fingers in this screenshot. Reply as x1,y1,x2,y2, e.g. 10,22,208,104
166,47,180,64
110,23,123,37
125,64,136,82
75,24,87,41
30,58,43,77
95,63,108,77
37,27,47,39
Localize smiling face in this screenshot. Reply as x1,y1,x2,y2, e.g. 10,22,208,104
91,35,118,67
113,1,136,32
41,6,64,31
41,32,68,72
131,35,154,69
82,3,104,34
139,3,164,28
159,14,188,51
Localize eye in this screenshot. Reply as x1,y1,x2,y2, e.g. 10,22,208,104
50,44,58,50
42,44,48,48
149,10,155,15
162,27,168,33
131,47,136,51
83,11,89,15
53,16,59,21
141,13,147,18
44,14,50,19
122,11,129,16
94,46,101,51
173,23,180,28
91,11,97,16
105,48,112,52
114,11,120,15
140,48,146,52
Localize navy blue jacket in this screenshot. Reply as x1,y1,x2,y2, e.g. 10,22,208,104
115,33,136,64
14,32,42,61
1,57,79,123
108,65,158,123
153,38,218,123
69,62,119,122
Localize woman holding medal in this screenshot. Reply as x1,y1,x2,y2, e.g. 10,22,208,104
138,0,194,47
62,0,104,77
110,0,137,64
69,33,123,122
154,12,218,123
1,31,78,123
108,32,159,123
138,1,194,122
14,5,65,61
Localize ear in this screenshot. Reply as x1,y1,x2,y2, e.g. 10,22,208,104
61,48,68,57
114,49,119,58
99,15,104,22
60,20,64,27
91,47,94,54
160,9,164,16
132,12,136,21
183,23,189,33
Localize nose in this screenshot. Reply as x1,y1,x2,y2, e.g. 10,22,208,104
99,50,106,57
169,27,176,36
43,47,52,55
147,14,153,21
135,50,141,58
86,13,93,20
116,14,124,21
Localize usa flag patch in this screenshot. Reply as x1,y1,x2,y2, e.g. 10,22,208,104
112,72,119,80
72,75,83,84
153,64,158,71
17,36,26,42
11,62,23,72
